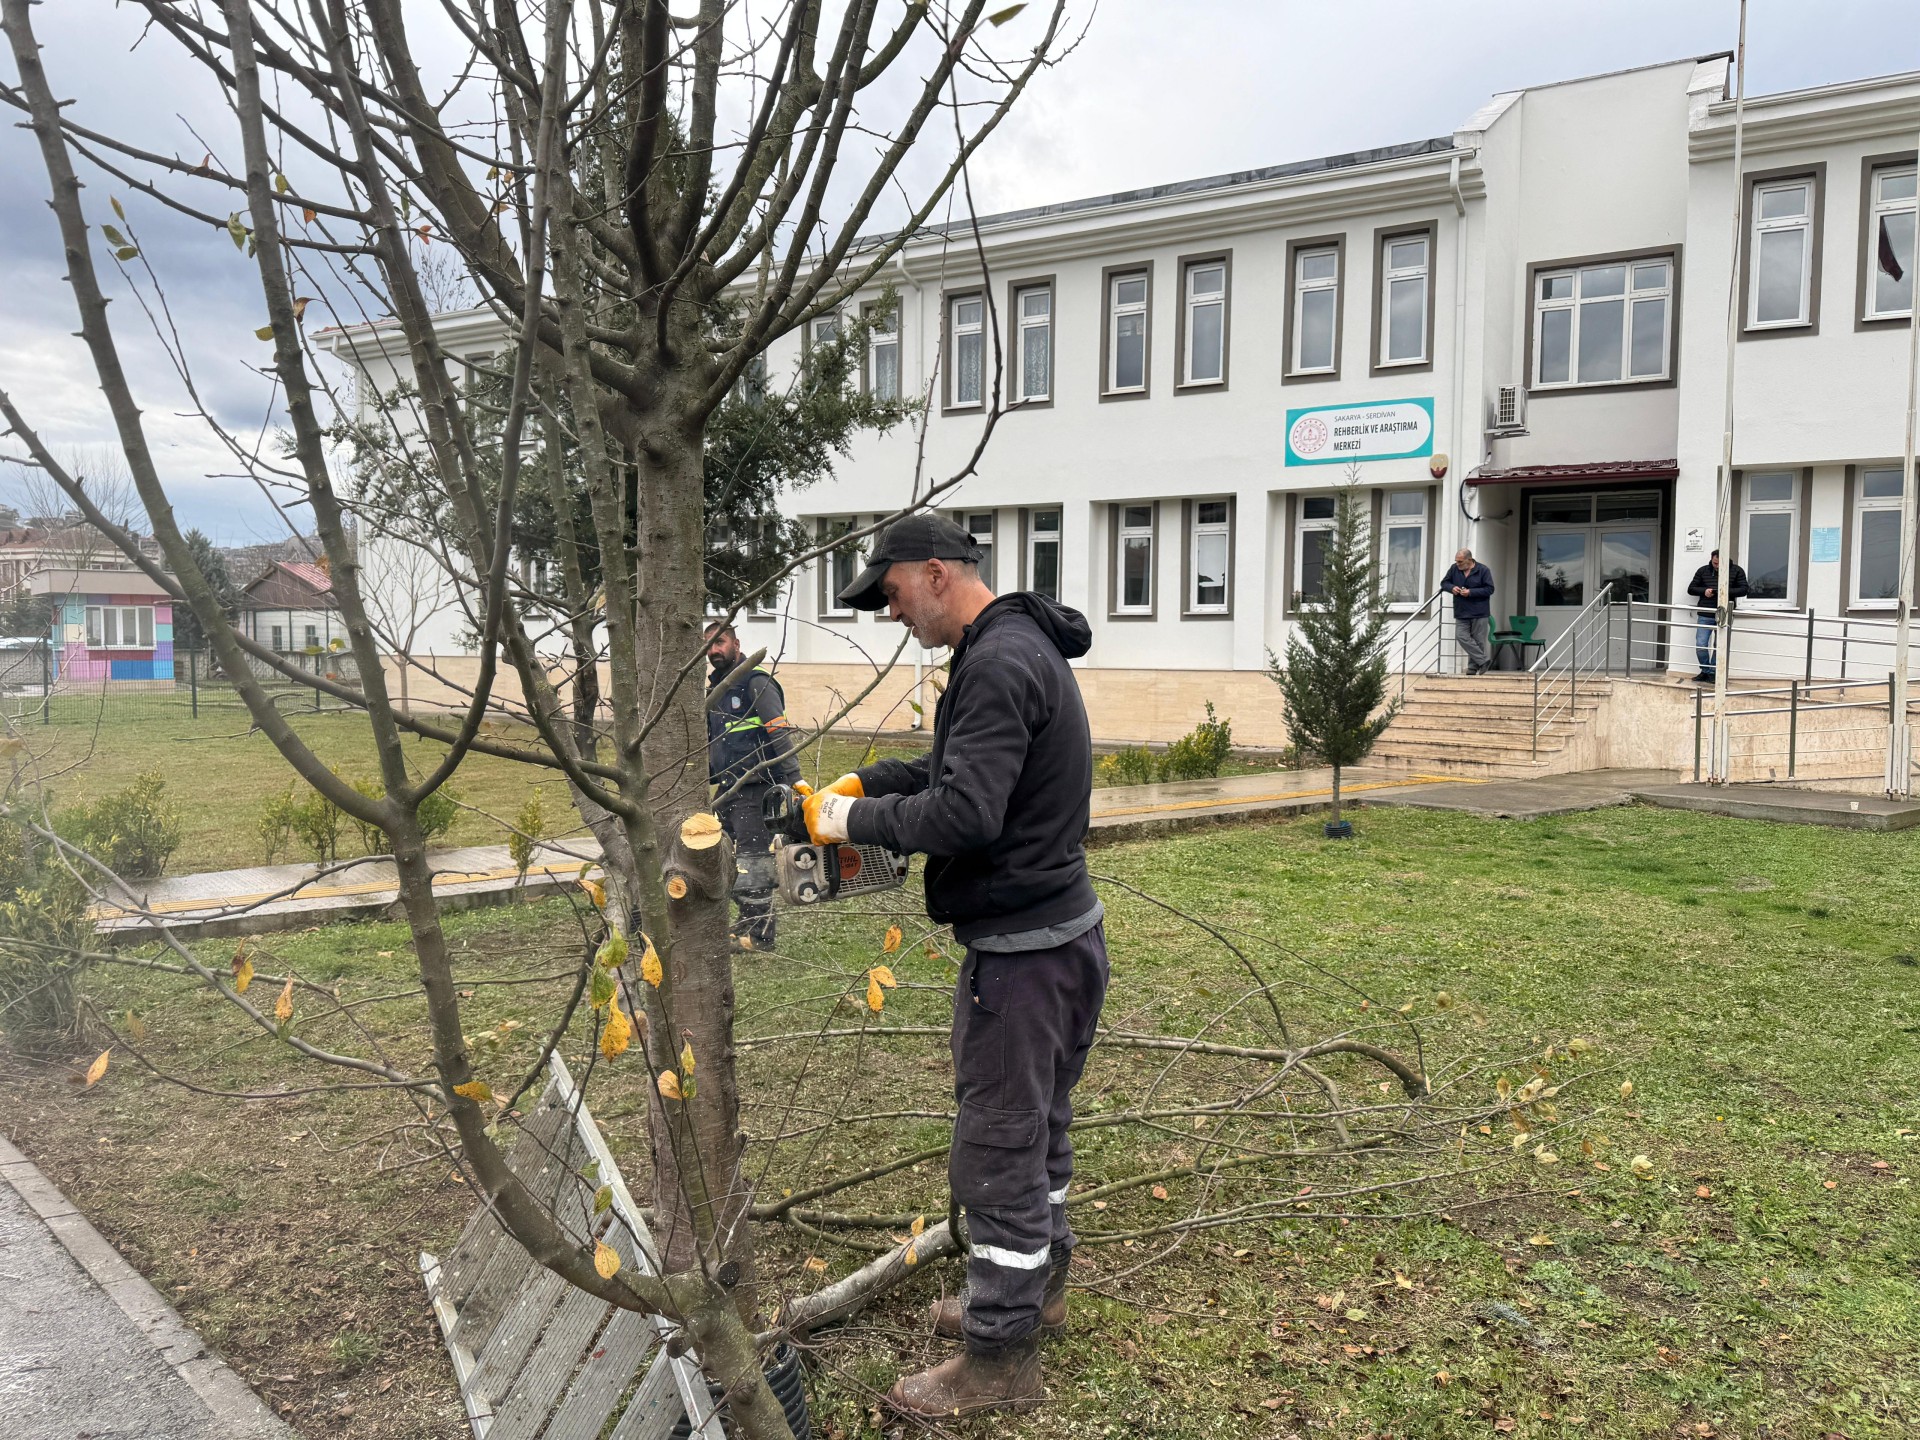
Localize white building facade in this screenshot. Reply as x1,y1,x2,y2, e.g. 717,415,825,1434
328,52,1920,748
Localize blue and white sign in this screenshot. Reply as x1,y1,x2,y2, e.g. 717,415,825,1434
1284,397,1435,466
1810,526,1841,564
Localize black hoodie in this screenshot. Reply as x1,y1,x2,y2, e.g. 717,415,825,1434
850,592,1096,943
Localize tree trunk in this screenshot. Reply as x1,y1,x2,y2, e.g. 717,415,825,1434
1331,765,1343,827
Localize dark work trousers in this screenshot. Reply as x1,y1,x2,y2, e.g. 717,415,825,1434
950,923,1109,1353
716,785,777,947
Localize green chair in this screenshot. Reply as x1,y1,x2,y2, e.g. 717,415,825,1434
1489,614,1539,671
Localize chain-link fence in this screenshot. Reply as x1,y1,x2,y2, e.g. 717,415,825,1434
0,643,365,728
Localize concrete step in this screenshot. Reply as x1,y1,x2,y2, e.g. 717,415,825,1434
1372,736,1571,764
1392,699,1603,722
1405,676,1612,697
1386,717,1567,740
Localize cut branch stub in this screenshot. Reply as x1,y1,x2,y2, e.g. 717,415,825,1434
667,812,732,902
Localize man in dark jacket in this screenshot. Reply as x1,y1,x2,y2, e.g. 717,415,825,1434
1441,547,1497,674
1686,550,1750,683
802,513,1105,1419
705,620,800,947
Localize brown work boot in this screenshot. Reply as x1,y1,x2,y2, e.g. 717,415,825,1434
929,1259,1069,1340
885,1338,1044,1419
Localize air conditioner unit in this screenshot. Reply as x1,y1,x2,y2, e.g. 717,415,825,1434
1488,385,1527,435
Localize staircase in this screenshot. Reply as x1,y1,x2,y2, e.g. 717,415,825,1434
1372,673,1613,776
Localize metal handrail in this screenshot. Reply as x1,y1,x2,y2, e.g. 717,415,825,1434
1616,598,1920,683
1691,673,1920,782
1373,587,1453,703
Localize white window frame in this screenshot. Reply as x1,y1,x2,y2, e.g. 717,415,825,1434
1379,233,1430,366
1532,257,1673,388
1741,471,1800,609
866,305,900,401
1295,494,1338,605
1014,284,1052,403
84,604,153,651
270,622,284,652
808,312,840,348
1026,508,1062,601
1380,490,1429,610
962,511,996,590
820,516,860,618
1180,259,1227,387
1853,467,1905,609
1114,504,1155,615
1106,271,1149,394
1187,498,1231,614
1291,245,1339,374
1867,165,1916,320
948,294,984,409
1749,179,1814,330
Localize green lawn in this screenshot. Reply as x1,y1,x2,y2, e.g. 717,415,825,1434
5,692,1285,876
5,804,1916,1439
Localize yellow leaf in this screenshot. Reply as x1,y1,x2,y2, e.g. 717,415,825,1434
869,965,897,989
579,877,606,908
595,929,629,970
1394,1270,1415,1289
274,977,294,1023
255,324,275,341
1533,1145,1559,1165
600,1000,632,1060
1527,1233,1554,1247
0,736,24,758
882,925,902,953
679,1041,695,1075
1630,1154,1655,1178
126,1010,146,1041
273,172,290,194
84,1049,110,1087
454,1080,493,1105
903,1242,918,1266
909,1214,926,1236
803,1255,827,1274
1620,1080,1635,1101
300,206,316,224
1496,1075,1512,1101
593,1240,621,1278
1435,990,1454,1009
656,1068,682,1101
232,952,254,994
1567,1037,1593,1054
866,975,884,1013
641,940,663,988
291,296,311,322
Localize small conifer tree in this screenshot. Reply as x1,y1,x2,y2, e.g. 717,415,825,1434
1266,475,1400,831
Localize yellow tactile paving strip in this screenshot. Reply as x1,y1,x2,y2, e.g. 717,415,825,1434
1093,772,1474,821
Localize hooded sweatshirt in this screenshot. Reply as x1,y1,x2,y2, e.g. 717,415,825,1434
850,592,1096,943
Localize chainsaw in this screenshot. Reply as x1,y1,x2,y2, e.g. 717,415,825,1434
760,784,911,905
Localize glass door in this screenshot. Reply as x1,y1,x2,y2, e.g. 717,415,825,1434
1532,493,1593,654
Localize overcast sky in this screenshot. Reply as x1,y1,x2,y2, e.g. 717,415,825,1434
2,1,1916,545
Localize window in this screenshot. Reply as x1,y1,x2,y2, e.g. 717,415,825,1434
1014,283,1052,403
1866,164,1916,320
808,312,840,348
1026,509,1061,600
866,305,900,400
1186,499,1231,614
947,293,984,409
819,516,859,618
304,624,319,650
1291,244,1340,374
1381,490,1428,606
1533,257,1672,387
1742,471,1799,607
1179,256,1228,387
1750,179,1814,328
1104,268,1150,395
1113,503,1155,615
84,604,153,651
1295,495,1337,604
1378,231,1430,366
1854,467,1905,606
963,511,996,589
270,623,284,651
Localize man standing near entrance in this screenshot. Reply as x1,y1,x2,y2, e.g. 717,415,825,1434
1687,548,1749,684
799,514,1105,1419
1442,547,1496,674
705,620,800,948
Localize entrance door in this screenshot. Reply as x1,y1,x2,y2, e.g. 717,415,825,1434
1530,490,1661,667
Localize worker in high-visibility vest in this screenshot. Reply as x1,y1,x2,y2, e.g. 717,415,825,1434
705,620,801,948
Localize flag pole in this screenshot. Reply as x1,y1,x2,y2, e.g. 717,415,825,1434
1710,0,1749,784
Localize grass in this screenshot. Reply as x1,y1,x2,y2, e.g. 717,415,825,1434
5,692,1285,875
7,803,1914,1438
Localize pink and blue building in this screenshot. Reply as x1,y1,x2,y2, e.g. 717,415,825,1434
30,569,175,689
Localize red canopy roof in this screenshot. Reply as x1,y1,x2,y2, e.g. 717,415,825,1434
1464,459,1678,487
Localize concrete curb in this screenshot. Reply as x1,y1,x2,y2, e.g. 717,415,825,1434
0,1134,294,1439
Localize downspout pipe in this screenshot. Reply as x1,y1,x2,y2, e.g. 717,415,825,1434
894,248,927,731
1449,151,1473,575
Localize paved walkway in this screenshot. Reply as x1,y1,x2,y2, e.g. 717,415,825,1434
98,765,1777,939
0,1136,290,1439
1630,780,1920,831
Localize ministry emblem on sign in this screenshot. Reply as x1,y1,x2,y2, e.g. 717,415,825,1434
1290,415,1329,455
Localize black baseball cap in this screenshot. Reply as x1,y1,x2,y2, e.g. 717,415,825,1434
835,513,983,611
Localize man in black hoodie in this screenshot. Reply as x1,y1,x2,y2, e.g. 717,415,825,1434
803,513,1106,1418
1687,549,1750,683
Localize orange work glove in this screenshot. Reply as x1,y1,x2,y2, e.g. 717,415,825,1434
802,773,864,844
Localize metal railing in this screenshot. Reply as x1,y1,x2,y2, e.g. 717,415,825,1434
1377,588,1454,703
1691,676,1920,784
1527,588,1614,758
1613,599,1920,684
